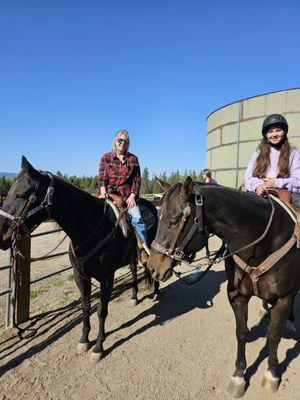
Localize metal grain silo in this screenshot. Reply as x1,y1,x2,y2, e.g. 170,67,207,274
206,87,300,188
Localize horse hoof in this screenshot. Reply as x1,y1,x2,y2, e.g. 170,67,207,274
261,371,279,392
91,350,105,363
76,342,91,354
227,376,246,398
130,298,138,306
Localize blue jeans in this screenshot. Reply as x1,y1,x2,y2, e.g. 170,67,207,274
127,203,147,244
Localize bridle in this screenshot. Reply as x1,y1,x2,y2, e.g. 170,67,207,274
0,172,54,243
151,188,277,274
151,191,207,263
0,172,55,339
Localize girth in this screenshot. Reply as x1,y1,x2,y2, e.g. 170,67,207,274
233,219,299,297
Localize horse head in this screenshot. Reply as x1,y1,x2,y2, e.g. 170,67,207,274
0,156,53,250
148,177,209,281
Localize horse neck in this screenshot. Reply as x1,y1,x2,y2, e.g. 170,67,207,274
50,178,107,245
203,188,284,252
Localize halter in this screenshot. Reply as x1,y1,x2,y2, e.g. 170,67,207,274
151,192,206,262
0,172,54,241
151,189,277,280
0,172,55,339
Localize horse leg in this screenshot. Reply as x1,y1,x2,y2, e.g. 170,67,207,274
205,243,210,258
285,294,296,333
144,265,160,301
262,294,294,392
74,269,92,354
227,293,250,398
129,259,139,305
91,271,114,363
153,280,160,301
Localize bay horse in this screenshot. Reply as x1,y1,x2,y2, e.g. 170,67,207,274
0,157,158,362
148,177,299,397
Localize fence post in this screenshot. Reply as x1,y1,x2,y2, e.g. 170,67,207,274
15,235,31,324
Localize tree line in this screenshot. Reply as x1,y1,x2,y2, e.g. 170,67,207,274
0,167,204,198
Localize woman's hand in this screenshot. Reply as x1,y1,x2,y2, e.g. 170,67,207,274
263,178,276,188
98,186,108,199
126,193,136,208
255,183,268,195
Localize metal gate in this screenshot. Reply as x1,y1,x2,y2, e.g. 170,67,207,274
0,225,71,329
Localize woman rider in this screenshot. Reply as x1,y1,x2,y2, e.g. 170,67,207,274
98,129,149,262
244,113,300,206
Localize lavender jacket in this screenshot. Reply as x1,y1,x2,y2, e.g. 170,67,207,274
244,146,300,193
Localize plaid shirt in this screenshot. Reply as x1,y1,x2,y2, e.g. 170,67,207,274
98,151,141,200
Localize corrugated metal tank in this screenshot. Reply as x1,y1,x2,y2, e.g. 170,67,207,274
206,87,300,188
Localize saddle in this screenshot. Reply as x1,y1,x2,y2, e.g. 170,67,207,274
266,188,292,203
108,193,125,207
107,195,158,266
107,194,157,231
233,188,300,296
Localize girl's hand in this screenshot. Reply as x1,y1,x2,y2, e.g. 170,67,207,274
255,183,268,196
126,193,136,208
263,178,276,188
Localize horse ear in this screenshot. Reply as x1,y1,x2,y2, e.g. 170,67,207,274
21,156,40,179
156,177,171,192
21,156,30,170
193,182,201,195
182,177,193,198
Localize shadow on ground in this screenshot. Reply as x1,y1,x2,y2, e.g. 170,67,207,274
0,268,226,377
244,292,300,390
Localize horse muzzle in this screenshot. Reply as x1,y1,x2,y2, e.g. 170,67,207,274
147,252,174,282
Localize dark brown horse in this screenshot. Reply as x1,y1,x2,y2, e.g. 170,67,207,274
0,157,158,362
148,177,299,397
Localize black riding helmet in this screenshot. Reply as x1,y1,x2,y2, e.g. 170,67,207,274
262,114,289,136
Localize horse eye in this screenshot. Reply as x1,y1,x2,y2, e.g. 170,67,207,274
169,217,178,227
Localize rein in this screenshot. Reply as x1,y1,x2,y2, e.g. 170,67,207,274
0,172,55,339
151,190,277,287
173,242,227,286
70,203,134,289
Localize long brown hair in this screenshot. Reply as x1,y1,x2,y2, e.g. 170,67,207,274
253,138,291,178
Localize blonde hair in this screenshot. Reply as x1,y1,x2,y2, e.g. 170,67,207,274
112,129,130,153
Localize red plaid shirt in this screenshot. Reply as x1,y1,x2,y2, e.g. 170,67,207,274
98,151,141,200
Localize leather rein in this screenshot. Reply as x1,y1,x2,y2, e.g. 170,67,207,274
0,172,55,339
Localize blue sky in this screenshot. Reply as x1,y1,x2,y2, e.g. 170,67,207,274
1,0,300,177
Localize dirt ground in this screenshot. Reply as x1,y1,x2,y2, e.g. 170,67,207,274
0,223,299,400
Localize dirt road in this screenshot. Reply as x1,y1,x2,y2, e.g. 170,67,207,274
0,225,299,400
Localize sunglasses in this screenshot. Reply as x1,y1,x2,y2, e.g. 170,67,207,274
117,138,129,145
